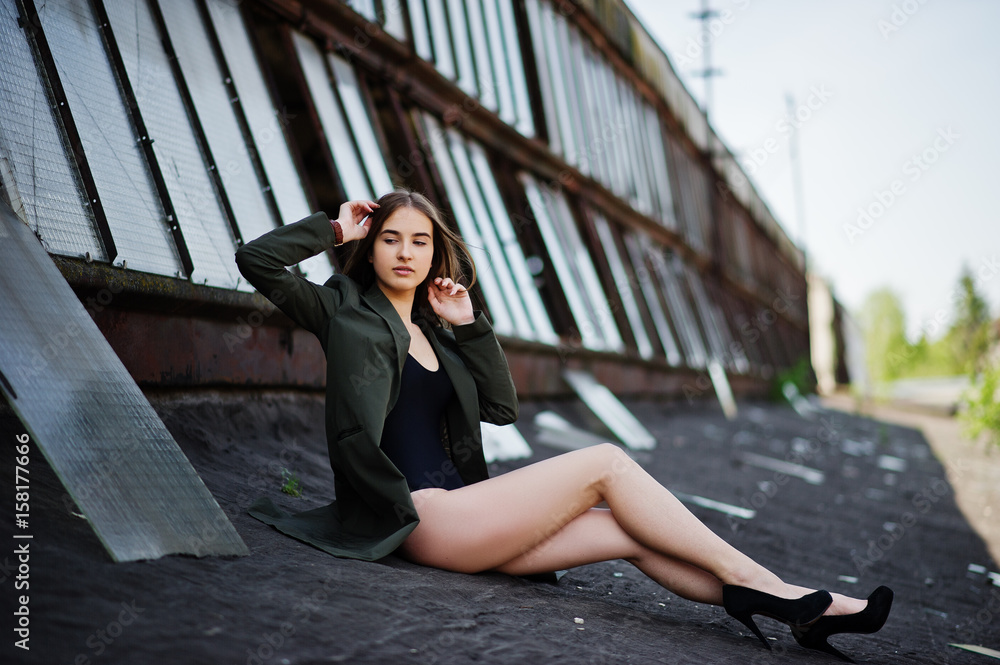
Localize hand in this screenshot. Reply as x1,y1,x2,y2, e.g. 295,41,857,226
427,277,475,326
334,200,379,243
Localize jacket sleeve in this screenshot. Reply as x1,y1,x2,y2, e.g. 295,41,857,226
452,310,519,425
234,212,344,337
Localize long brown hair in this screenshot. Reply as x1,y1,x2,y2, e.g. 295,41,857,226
341,189,477,327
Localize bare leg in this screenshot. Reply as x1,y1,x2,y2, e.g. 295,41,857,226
493,507,725,605
397,444,866,614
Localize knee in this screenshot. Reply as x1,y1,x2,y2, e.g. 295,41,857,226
590,443,635,492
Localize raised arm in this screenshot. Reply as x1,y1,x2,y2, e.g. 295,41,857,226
452,311,519,425
234,201,378,337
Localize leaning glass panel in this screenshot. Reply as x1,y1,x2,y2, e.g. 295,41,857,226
34,0,181,277
522,0,560,153
465,0,498,113
158,0,278,248
425,0,456,79
327,53,394,196
418,114,515,336
0,3,103,259
623,231,682,366
445,0,478,96
204,0,331,283
592,212,653,359
550,186,623,350
407,0,434,61
444,127,533,338
292,31,371,200
496,0,534,137
649,246,707,367
682,260,732,369
521,174,601,348
467,141,557,344
104,0,242,289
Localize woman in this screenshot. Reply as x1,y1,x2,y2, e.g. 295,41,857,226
235,190,892,661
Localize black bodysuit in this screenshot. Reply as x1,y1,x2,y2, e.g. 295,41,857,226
379,352,465,491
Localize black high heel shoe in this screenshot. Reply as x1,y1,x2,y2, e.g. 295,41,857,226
790,586,894,663
722,585,833,650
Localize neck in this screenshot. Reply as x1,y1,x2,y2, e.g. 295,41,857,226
378,282,417,327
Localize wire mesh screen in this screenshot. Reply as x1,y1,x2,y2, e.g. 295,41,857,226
103,0,244,289
0,203,249,562
33,0,183,277
0,3,104,259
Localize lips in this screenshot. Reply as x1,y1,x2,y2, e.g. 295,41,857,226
392,266,414,275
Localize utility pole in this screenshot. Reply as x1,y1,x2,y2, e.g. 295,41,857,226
689,0,723,122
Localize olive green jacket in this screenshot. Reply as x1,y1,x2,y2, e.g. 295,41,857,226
234,212,519,560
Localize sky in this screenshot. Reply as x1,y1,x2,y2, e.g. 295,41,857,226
624,0,1000,341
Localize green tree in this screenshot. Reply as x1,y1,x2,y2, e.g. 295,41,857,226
859,287,912,384
945,264,992,377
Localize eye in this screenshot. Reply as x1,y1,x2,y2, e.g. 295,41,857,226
414,240,427,246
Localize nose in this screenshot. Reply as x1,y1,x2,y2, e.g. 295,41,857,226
397,240,413,259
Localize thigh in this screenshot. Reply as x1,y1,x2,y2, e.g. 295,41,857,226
397,443,633,573
492,507,641,576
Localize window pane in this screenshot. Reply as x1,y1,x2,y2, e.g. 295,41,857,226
445,0,478,95
327,54,394,196
623,231,682,365
467,141,557,344
159,0,278,248
496,0,534,136
36,0,181,276
292,31,371,200
592,213,653,359
205,0,331,283
407,0,434,61
104,0,243,289
0,3,102,259
418,114,515,335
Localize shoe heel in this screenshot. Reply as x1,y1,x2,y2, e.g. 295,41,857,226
730,610,772,650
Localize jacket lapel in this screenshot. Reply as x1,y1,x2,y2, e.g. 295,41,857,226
359,281,478,424
360,281,411,378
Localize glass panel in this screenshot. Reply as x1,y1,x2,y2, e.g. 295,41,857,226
523,0,560,153
204,0,332,283
522,173,622,351
327,53,394,196
0,2,102,259
541,2,577,165
407,0,434,61
465,0,498,113
647,248,707,367
292,31,370,200
476,0,517,125
418,114,515,335
425,0,455,79
683,261,732,368
496,0,533,137
158,0,277,248
445,126,531,336
35,0,182,276
592,212,653,359
623,231,682,366
445,0,477,95
644,105,675,227
560,23,589,175
104,0,243,289
383,0,407,41
467,141,557,344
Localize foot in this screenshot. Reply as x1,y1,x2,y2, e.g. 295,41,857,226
725,571,867,616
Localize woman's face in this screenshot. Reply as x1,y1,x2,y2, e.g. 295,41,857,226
369,206,435,298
